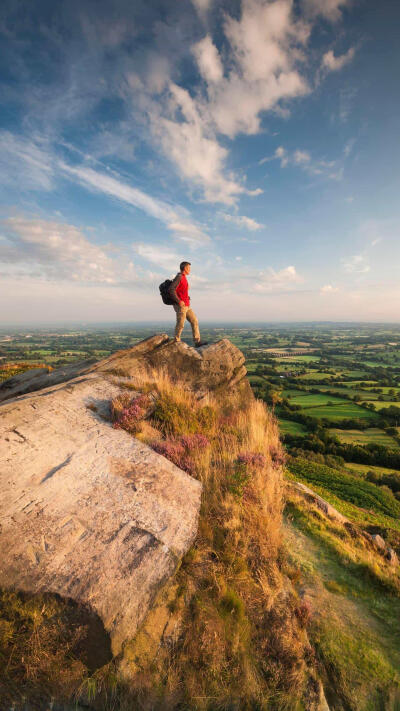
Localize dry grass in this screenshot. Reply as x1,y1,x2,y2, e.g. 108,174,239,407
103,372,310,709
0,369,310,710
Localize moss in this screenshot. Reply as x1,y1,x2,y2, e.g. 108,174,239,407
219,588,245,621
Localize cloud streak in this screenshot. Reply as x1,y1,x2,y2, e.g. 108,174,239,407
59,162,209,245
1,216,130,284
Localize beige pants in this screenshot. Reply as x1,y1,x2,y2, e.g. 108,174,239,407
173,304,200,342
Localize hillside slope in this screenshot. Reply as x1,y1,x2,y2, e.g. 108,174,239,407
0,335,323,710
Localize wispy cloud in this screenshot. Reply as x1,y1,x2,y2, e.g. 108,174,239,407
303,0,351,22
253,265,303,293
133,243,182,273
1,215,132,284
59,162,209,245
322,47,355,72
262,144,341,179
320,284,339,294
0,132,54,191
220,213,264,231
342,254,370,274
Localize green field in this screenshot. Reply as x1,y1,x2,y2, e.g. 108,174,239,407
297,371,336,381
329,428,399,447
282,389,350,407
287,457,400,521
303,402,377,421
278,419,307,436
362,400,400,410
345,462,400,477
248,374,266,385
276,354,320,362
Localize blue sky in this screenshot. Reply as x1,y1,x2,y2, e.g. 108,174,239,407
1,0,399,323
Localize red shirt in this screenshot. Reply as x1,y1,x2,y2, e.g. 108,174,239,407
176,273,190,306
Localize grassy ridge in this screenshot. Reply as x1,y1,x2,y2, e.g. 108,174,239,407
1,372,311,710
287,457,400,519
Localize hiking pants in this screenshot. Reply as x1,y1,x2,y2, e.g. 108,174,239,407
173,304,200,343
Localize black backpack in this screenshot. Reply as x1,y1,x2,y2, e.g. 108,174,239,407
159,279,174,305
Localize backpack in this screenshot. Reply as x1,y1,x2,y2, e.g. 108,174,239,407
159,279,174,305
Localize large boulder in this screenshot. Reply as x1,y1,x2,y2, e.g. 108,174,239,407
94,333,249,394
0,335,248,654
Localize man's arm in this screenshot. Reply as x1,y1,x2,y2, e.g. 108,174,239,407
168,273,182,305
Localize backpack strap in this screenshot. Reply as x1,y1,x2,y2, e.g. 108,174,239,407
168,272,182,305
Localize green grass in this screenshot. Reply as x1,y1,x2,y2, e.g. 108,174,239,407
363,399,400,410
284,511,400,710
282,389,350,407
297,371,336,380
363,386,400,395
345,462,400,477
303,402,378,421
248,374,266,385
278,418,307,436
338,370,369,378
276,354,320,362
329,428,399,447
287,457,400,519
316,385,369,398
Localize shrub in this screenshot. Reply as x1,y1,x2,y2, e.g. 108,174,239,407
112,393,150,435
237,451,266,468
152,433,211,475
152,391,216,437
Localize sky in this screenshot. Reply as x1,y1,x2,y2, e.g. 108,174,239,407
0,0,399,324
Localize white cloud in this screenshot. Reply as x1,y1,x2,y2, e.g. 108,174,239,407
293,149,311,164
151,83,248,205
342,254,370,274
221,213,264,231
133,243,181,273
0,132,54,191
191,0,212,15
322,47,355,72
320,284,339,294
146,0,311,203
207,0,310,138
192,36,223,84
253,264,303,292
60,162,209,244
1,216,128,284
303,0,350,22
275,145,289,166
267,144,340,178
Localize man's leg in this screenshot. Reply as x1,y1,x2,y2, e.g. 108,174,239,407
173,304,187,341
186,308,200,343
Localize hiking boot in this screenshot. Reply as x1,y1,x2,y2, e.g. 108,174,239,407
195,341,208,348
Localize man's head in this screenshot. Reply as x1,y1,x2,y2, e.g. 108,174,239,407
180,261,191,275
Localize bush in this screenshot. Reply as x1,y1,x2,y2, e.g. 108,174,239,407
152,394,216,436
152,433,211,474
111,393,150,434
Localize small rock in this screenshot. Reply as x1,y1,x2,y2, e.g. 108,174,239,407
371,534,386,551
386,547,398,566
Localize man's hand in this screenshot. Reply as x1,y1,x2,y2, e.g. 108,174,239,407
179,300,185,307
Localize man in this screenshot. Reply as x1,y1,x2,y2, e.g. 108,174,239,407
169,261,208,347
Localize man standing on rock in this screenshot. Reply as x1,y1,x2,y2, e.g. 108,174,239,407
169,262,208,348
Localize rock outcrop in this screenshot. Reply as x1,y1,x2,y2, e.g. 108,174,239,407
0,334,247,654
288,481,348,524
